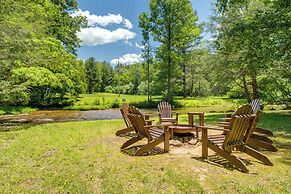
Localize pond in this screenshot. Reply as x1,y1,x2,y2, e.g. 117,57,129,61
0,109,162,125
0,107,231,126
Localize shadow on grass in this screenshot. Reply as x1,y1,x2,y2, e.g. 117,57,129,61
0,124,35,133
121,145,166,156
258,111,291,135
192,154,253,172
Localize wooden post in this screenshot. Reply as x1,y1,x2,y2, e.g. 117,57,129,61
164,126,170,152
201,128,208,159
188,113,194,126
187,112,205,138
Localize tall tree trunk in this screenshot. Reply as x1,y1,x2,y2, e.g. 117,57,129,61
242,74,251,102
182,49,187,98
147,43,151,102
167,26,172,103
190,64,194,96
251,74,259,100
167,49,171,103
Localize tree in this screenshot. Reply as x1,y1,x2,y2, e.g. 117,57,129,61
212,0,291,104
85,57,98,94
100,61,113,93
49,0,86,54
149,0,199,103
0,0,86,107
175,5,200,98
139,12,153,102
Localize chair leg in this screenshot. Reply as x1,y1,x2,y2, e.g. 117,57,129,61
120,136,140,149
248,138,278,152
208,143,249,173
243,146,273,166
135,136,164,156
116,127,134,136
254,127,273,136
164,129,170,152
250,134,273,144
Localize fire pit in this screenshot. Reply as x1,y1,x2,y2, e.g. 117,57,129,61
169,124,196,143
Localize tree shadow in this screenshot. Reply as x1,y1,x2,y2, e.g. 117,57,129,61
0,124,35,133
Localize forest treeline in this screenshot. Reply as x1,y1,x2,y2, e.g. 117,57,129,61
0,0,290,108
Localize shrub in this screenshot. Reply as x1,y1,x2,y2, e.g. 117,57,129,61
0,81,29,105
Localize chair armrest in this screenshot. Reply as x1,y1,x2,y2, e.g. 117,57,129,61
172,111,180,115
144,124,171,128
219,118,231,121
196,125,230,132
172,112,180,122
144,114,151,120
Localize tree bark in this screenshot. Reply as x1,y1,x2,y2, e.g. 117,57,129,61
147,41,151,102
167,24,172,104
190,64,194,96
251,75,259,100
242,74,252,102
182,49,187,98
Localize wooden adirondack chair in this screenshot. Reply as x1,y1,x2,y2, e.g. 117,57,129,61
219,99,277,152
116,104,152,136
248,100,277,151
198,105,273,173
120,106,170,156
157,101,179,125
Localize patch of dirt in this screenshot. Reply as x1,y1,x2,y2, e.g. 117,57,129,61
42,149,57,158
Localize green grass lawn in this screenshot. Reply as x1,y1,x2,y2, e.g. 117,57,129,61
0,112,290,193
65,93,248,112
0,106,37,115
1,93,287,115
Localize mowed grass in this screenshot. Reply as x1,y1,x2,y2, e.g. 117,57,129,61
66,93,248,112
0,106,37,115
0,112,290,193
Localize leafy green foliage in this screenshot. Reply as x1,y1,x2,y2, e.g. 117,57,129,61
11,67,75,107
0,0,86,107
148,0,201,102
212,0,291,105
0,81,29,106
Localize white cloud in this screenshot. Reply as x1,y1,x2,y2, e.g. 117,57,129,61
135,43,145,49
71,10,123,27
123,19,133,29
71,10,134,30
77,27,136,46
111,53,143,65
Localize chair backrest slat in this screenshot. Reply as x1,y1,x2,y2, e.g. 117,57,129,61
120,104,131,127
223,114,255,151
127,106,153,140
158,101,172,118
223,104,256,152
250,99,262,114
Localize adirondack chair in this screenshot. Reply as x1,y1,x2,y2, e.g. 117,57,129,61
115,104,152,136
219,99,277,152
247,100,277,151
120,106,170,156
198,104,273,173
157,101,179,125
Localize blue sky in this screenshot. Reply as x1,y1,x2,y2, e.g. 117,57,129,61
75,0,214,64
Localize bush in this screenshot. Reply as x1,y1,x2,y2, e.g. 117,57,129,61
0,81,29,105
10,67,76,107
104,86,116,93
